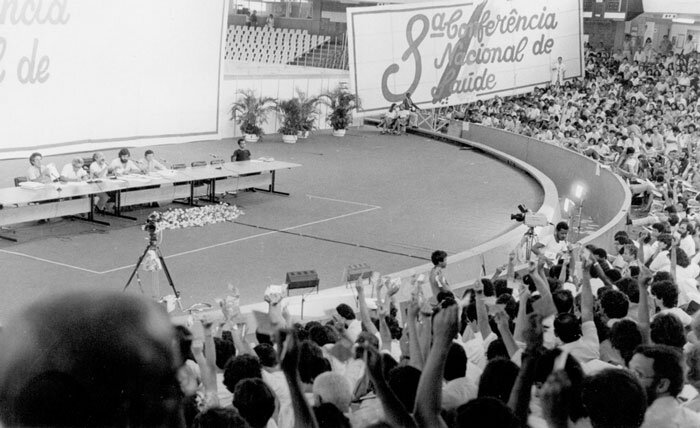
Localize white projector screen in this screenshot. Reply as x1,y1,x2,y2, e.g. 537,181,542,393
0,0,225,155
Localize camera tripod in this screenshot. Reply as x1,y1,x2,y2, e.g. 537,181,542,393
124,230,180,303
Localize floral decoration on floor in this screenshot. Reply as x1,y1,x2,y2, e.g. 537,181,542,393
145,204,243,232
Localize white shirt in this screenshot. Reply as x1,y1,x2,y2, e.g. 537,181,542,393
655,307,693,328
60,164,88,181
680,235,696,258
89,161,109,178
649,250,671,272
262,369,293,428
538,234,569,264
559,320,600,364
442,377,478,410
109,158,142,175
641,396,700,428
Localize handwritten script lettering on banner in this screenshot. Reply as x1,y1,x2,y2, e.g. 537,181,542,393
380,0,558,104
0,0,71,84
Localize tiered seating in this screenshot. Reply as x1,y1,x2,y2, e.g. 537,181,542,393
224,25,330,65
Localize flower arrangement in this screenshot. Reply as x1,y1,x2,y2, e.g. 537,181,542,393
144,204,243,233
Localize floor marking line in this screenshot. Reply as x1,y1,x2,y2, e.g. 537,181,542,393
306,194,381,209
98,206,381,274
0,249,103,274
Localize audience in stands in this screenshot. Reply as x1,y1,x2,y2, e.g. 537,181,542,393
5,41,700,428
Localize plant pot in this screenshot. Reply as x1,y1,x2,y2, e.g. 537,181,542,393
244,134,259,143
332,129,346,137
282,134,298,144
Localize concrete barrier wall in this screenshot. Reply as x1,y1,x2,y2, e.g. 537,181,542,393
461,124,631,253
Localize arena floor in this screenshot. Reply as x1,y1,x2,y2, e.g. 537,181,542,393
0,127,542,321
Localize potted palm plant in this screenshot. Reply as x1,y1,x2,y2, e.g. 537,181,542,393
230,89,276,143
297,90,320,139
276,98,302,144
277,90,319,143
320,86,359,137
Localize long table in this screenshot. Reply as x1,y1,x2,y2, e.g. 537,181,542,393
0,160,300,240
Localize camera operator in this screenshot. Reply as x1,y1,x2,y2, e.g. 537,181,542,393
532,221,571,265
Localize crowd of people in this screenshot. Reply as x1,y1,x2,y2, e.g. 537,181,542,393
4,38,700,428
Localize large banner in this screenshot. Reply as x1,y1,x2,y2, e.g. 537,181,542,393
347,0,583,112
0,0,225,155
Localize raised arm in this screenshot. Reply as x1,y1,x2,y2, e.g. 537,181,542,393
580,258,594,324
364,344,418,428
474,278,494,340
508,313,544,424
494,308,518,358
530,261,558,318
279,330,319,428
413,303,459,428
356,277,379,336
191,338,220,410
637,265,652,344
406,297,425,370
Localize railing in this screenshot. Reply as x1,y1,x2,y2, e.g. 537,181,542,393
291,34,349,70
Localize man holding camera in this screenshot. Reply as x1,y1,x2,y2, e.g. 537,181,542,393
532,221,571,265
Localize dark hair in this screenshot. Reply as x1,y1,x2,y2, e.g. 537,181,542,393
309,325,338,347
313,403,351,428
29,152,42,164
657,233,673,249
675,248,690,268
610,320,643,365
650,280,679,308
552,289,574,314
254,343,278,368
634,344,685,398
444,343,467,381
174,325,194,362
335,304,355,321
600,289,630,319
387,366,421,411
592,248,608,260
581,369,646,428
232,378,276,428
616,277,640,304
554,313,582,343
456,397,519,428
223,354,261,393
436,290,455,304
650,313,686,349
534,349,586,421
431,250,448,266
118,148,131,157
192,407,249,428
237,138,245,145
213,337,237,370
486,339,509,361
555,221,569,232
477,358,519,403
299,341,331,384
144,149,154,157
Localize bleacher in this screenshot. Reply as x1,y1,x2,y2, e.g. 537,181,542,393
224,25,331,65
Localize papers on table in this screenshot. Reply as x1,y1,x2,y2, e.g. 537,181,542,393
120,174,153,184
151,169,177,178
258,157,275,162
18,181,45,190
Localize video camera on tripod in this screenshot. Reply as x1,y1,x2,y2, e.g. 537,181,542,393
510,204,549,228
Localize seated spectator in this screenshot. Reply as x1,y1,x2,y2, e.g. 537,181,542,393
26,152,58,183
59,157,88,182
629,345,700,427
109,148,144,175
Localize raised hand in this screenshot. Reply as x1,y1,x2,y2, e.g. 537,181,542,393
523,312,544,351
278,329,300,376
355,277,365,294
432,302,459,344
191,338,204,357
362,343,384,383
493,307,510,330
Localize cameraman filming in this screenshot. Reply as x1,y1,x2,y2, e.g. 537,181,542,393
532,221,571,265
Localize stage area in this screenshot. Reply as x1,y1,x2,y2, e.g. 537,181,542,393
0,128,542,321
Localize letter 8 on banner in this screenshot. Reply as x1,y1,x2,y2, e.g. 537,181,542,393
346,0,583,113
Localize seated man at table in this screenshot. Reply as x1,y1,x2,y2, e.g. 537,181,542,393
60,158,88,182
109,148,144,176
27,152,59,183
139,149,166,173
89,152,113,212
231,138,251,161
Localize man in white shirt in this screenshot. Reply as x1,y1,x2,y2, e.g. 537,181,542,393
532,221,570,265
630,345,700,428
650,280,694,327
60,158,88,182
109,148,144,176
682,35,696,58
678,221,696,258
27,152,59,183
649,234,672,272
551,56,566,86
139,149,166,173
